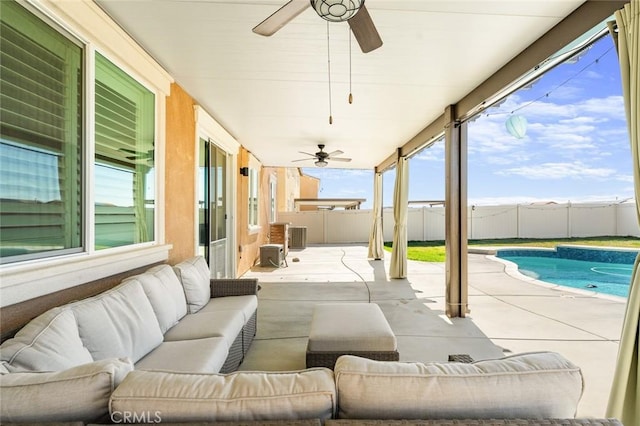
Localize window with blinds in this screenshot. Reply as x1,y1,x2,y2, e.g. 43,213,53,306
0,1,83,263
94,53,155,249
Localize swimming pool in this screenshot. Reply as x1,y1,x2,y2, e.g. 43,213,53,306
496,246,638,298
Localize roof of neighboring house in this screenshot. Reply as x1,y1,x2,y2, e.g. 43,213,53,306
294,198,366,210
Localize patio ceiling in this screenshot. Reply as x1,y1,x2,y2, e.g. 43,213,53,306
95,0,587,170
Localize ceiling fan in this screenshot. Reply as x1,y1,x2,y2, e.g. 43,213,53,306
253,0,383,53
292,144,352,167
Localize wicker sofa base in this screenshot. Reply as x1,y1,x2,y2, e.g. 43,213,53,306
243,311,257,354
2,419,620,425
306,349,400,369
325,420,622,426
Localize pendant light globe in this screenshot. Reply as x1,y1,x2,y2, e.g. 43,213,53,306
311,0,364,22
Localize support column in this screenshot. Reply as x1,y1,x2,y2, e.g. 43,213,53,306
444,105,468,318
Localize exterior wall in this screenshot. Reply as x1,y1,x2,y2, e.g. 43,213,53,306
165,83,197,264
299,173,320,211
276,169,288,213
277,202,640,244
236,148,271,276
274,168,320,213
276,168,300,212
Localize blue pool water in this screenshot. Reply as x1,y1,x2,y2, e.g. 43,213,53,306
497,246,637,298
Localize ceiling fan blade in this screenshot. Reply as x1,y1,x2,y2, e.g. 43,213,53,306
253,0,310,36
292,158,314,163
348,4,382,53
298,151,316,157
328,157,352,162
326,150,343,157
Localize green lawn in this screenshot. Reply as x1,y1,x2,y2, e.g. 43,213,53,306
383,236,640,263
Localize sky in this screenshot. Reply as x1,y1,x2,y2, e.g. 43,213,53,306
303,32,632,210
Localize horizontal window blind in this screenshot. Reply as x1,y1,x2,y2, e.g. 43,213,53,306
0,1,82,262
94,53,155,249
0,5,79,150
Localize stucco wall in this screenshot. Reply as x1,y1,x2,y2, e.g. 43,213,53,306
236,148,272,275
299,173,320,211
165,83,197,264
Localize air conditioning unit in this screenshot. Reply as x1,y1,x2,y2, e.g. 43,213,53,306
289,226,307,249
260,244,284,268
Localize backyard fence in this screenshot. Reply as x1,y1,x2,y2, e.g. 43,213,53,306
277,201,640,244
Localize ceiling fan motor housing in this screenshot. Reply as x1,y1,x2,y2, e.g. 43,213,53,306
316,144,329,159
311,0,364,22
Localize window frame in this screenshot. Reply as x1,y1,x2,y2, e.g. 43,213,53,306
248,167,260,231
0,0,171,307
0,0,85,264
94,51,156,250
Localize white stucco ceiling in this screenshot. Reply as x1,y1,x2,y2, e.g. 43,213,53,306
96,0,585,170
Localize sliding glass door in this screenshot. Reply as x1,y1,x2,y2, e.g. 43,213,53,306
198,138,228,278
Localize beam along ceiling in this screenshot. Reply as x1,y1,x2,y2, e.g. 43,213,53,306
96,0,585,170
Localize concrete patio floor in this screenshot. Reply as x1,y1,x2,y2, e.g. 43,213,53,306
238,244,627,418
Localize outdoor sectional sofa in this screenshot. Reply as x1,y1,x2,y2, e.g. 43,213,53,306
0,255,258,422
0,256,622,425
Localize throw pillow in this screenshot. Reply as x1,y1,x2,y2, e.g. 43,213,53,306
0,357,133,423
173,256,211,314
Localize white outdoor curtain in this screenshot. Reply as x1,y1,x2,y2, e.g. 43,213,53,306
368,172,384,259
607,1,640,425
390,157,408,278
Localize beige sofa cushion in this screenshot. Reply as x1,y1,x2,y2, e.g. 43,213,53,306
110,368,336,422
128,264,187,333
173,256,211,314
334,352,584,420
199,295,258,322
163,310,245,348
135,337,229,374
70,280,163,363
0,358,133,423
0,307,93,372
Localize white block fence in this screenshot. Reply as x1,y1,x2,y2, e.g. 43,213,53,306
277,202,640,244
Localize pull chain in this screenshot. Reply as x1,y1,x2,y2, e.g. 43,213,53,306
348,26,353,104
327,21,333,124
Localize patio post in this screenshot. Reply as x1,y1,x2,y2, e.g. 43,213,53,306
444,105,468,318
607,1,640,424
368,171,384,260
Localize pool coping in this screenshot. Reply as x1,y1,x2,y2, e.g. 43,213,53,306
480,246,630,303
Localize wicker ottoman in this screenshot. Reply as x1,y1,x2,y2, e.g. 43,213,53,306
306,303,399,369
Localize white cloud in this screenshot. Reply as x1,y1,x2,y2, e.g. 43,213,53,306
579,96,625,118
616,174,635,183
483,151,532,165
583,70,604,80
413,142,444,162
467,93,626,171
558,116,607,125
546,85,583,101
496,161,616,180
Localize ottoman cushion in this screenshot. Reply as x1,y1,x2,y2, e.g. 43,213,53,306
308,303,396,352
